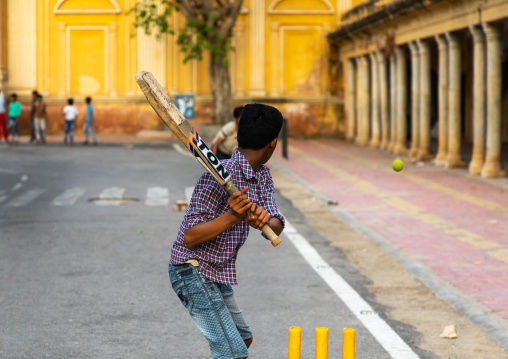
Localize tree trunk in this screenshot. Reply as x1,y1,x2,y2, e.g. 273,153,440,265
209,53,232,125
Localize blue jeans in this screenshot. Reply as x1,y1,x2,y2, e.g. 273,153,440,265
168,263,252,359
8,117,19,138
84,122,97,143
64,120,74,144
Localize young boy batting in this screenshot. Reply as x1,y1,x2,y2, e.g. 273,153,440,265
168,104,285,359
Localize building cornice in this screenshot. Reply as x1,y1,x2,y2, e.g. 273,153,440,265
327,0,444,43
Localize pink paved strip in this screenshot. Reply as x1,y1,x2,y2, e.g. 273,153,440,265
298,140,508,247
272,139,508,321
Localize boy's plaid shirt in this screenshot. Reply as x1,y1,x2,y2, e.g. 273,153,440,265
170,149,285,285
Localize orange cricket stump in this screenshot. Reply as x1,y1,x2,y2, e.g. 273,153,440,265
315,327,329,359
288,326,302,359
342,328,356,359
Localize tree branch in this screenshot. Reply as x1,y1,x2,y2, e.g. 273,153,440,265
217,0,243,40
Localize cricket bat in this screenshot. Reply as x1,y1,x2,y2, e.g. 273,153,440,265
135,71,281,247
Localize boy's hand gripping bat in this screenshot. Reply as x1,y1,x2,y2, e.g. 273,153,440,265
135,71,281,247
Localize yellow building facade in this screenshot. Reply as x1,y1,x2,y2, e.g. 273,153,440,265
0,0,353,136
330,0,508,178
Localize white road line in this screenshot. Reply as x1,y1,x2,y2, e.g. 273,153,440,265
0,195,8,203
6,189,46,207
11,175,28,192
51,188,86,206
173,144,194,158
283,219,420,359
11,183,22,191
145,187,169,206
0,168,18,175
94,187,126,206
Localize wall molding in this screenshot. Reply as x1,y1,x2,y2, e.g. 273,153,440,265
268,0,335,15
278,25,324,96
53,0,121,15
66,25,109,95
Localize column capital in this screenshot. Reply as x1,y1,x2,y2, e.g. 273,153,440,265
435,34,447,50
469,25,485,42
445,32,461,47
482,22,501,38
417,39,430,53
394,46,405,57
408,41,419,56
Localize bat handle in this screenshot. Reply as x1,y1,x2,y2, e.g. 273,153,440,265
262,223,282,247
225,181,281,247
244,207,281,247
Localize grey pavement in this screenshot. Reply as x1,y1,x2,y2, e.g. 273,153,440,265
0,142,433,358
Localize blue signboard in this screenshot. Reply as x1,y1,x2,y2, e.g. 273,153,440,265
174,94,195,119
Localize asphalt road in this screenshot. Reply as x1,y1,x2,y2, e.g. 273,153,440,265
0,143,431,358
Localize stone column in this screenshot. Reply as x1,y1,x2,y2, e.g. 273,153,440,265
346,58,356,141
355,57,364,145
363,56,371,146
7,0,36,95
394,47,408,154
389,54,397,152
481,23,505,178
377,52,389,149
357,56,370,146
234,22,246,97
435,35,449,166
269,22,280,97
409,42,420,159
249,0,266,96
445,33,464,168
370,53,380,148
469,26,486,175
417,40,432,160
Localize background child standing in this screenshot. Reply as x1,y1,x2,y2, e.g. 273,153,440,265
63,98,78,146
0,88,7,143
83,97,97,145
34,94,47,144
7,93,21,145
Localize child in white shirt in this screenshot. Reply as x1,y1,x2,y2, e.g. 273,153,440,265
63,98,78,145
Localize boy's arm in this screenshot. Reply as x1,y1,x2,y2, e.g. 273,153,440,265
212,137,224,155
245,203,283,235
184,187,251,249
245,171,285,236
211,124,228,154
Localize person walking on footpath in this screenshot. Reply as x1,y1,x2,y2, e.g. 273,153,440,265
63,98,78,146
0,88,8,143
7,93,21,145
30,90,38,143
168,104,285,359
83,96,97,145
34,94,47,144
212,106,244,160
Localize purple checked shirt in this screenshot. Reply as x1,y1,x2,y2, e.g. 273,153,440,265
170,149,285,285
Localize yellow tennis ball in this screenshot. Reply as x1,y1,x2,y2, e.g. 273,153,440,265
392,159,404,172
